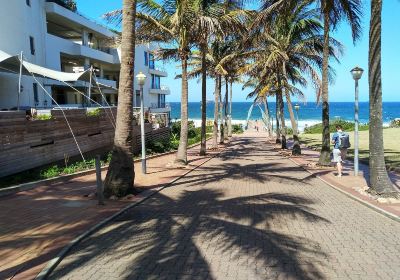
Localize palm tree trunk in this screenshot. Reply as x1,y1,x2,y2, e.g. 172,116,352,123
224,77,229,140
318,12,331,165
219,76,224,144
278,92,286,149
212,77,220,149
175,54,189,164
228,80,233,137
104,0,137,197
277,75,286,149
199,43,207,156
263,97,272,137
275,94,281,143
368,0,398,196
286,93,301,155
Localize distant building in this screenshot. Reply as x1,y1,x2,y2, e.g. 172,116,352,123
0,0,170,114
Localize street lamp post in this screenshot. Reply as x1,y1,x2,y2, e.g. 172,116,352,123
136,72,147,174
294,104,300,134
350,66,364,176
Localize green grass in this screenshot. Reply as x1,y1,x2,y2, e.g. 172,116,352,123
300,128,400,170
304,120,369,134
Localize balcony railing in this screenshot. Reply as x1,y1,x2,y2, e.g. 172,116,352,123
46,0,77,12
149,66,167,72
150,103,168,109
161,85,169,91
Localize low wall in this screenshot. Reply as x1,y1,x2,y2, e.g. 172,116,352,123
0,109,170,177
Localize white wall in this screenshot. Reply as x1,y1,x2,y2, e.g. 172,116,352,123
0,2,169,110
0,0,48,109
133,44,169,111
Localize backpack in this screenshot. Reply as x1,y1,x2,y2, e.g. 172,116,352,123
338,132,351,149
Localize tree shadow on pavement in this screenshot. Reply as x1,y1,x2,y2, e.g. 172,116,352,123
50,189,330,280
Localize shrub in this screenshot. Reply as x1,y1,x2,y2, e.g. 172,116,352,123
389,119,400,128
86,108,101,117
171,121,199,138
232,124,244,134
147,139,171,154
34,114,52,120
40,165,60,179
303,120,369,134
284,127,294,135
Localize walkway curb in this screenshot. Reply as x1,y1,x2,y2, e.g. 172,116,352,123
35,141,226,280
287,157,400,223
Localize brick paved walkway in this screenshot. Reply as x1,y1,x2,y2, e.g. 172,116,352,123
50,132,400,280
0,140,221,280
286,141,400,217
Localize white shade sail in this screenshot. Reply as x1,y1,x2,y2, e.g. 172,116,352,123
0,50,116,89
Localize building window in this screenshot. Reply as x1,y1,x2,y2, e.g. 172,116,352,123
151,74,160,89
158,94,165,108
29,36,35,55
33,83,38,103
144,51,148,66
26,0,30,6
149,53,155,69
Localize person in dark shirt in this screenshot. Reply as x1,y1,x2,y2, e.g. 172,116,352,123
331,124,348,177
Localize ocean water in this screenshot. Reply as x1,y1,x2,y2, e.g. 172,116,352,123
169,102,400,131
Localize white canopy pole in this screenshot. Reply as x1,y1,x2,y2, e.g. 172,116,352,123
87,65,93,107
17,51,23,110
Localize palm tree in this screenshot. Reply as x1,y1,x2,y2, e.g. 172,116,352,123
133,1,197,164
213,75,221,148
103,0,137,197
368,0,399,196
250,2,338,152
316,0,363,165
227,73,243,137
185,38,246,147
258,0,362,162
184,43,224,149
192,0,247,155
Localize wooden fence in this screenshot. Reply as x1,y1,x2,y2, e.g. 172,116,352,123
0,109,170,177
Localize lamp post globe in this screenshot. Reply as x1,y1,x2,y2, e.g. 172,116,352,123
350,66,363,176
136,72,147,86
136,71,147,174
350,66,364,81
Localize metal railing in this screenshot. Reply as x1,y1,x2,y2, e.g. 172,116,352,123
150,103,167,109
160,85,169,91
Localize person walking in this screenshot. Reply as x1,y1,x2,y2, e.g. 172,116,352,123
331,124,350,177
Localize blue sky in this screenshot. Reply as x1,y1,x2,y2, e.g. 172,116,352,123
76,0,400,102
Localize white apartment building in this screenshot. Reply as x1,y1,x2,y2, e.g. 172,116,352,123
0,0,170,113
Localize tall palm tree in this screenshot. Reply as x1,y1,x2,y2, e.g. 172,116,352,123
250,1,338,153
184,43,224,149
368,0,399,196
316,0,363,165
133,0,200,165
104,0,137,197
227,73,243,137
192,0,247,155
258,0,362,162
186,38,246,147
